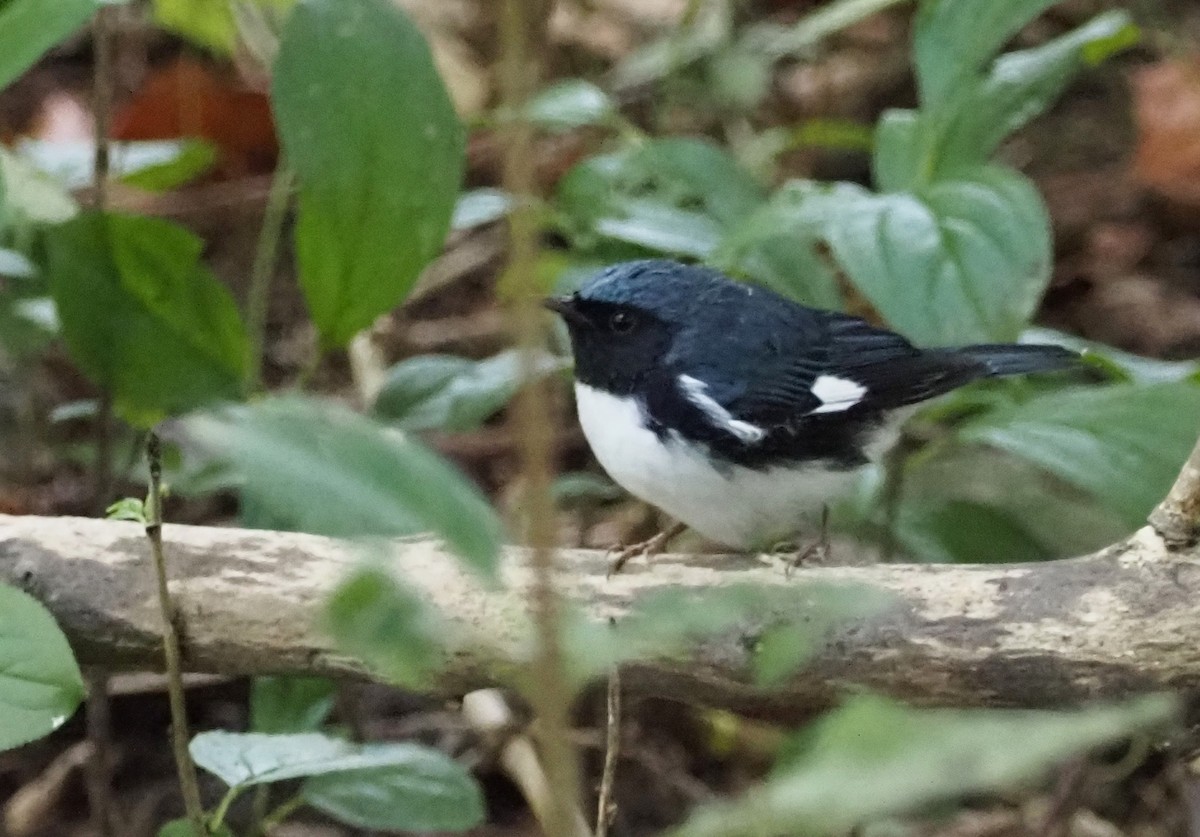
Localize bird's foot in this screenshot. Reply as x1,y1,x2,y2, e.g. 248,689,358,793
606,521,686,577
782,506,831,578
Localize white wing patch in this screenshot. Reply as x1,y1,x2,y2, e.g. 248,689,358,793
677,375,766,443
810,374,867,414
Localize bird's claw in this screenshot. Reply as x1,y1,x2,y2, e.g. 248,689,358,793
605,522,685,577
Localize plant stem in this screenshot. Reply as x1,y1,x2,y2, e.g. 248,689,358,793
498,2,581,837
84,12,118,836
260,794,306,832
244,163,295,395
595,668,621,837
145,432,206,836
209,786,242,833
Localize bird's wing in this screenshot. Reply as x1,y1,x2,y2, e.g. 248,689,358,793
668,310,986,437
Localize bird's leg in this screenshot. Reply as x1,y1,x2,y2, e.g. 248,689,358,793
784,505,831,577
607,520,687,577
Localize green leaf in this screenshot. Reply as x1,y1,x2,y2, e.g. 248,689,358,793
302,747,484,832
42,212,247,423
120,139,218,192
0,0,115,91
105,496,147,523
19,138,216,191
0,584,85,752
526,79,616,132
326,565,441,687
0,248,36,279
892,499,1051,564
250,676,336,734
674,693,1174,837
0,147,78,228
823,165,1050,344
158,819,232,837
190,731,462,788
913,0,1061,111
273,0,465,348
959,382,1200,527
180,395,502,576
936,12,1137,171
152,0,236,52
1022,328,1200,385
374,350,566,432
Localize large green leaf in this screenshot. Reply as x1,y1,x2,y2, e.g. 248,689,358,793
303,749,484,832
190,731,464,789
674,694,1174,837
374,350,567,432
273,0,464,348
0,0,117,91
959,382,1200,527
0,584,85,752
43,212,247,423
181,396,502,576
326,565,441,687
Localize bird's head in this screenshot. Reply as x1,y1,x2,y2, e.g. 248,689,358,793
544,260,717,394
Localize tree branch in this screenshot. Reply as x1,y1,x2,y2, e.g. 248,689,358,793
2,514,1199,718
1150,436,1200,548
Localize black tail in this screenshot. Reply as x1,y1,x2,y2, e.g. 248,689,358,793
957,343,1082,377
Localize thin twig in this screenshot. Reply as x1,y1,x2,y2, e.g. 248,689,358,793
244,163,294,395
84,12,118,835
145,433,206,836
498,2,581,836
596,669,621,837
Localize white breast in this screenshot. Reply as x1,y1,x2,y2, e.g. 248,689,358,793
573,383,865,549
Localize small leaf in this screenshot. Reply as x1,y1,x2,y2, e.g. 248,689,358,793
0,584,85,752
180,396,502,576
526,79,616,132
913,0,1062,112
936,12,1138,171
302,748,484,832
120,139,218,192
326,566,441,687
374,350,567,432
273,0,465,348
0,148,78,227
158,819,232,837
152,0,236,53
0,248,36,279
674,693,1174,837
250,676,336,734
0,0,113,91
105,497,147,524
43,212,247,423
451,188,512,231
959,382,1200,526
190,731,457,788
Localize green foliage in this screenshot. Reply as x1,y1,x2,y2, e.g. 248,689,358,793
249,676,336,733
180,396,503,576
961,382,1200,527
105,496,147,523
302,756,485,832
526,80,618,132
0,584,85,752
674,694,1174,837
273,0,465,348
0,0,119,91
374,350,567,432
42,212,248,424
325,565,442,687
158,820,232,837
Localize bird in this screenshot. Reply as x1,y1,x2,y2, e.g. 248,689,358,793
544,259,1081,572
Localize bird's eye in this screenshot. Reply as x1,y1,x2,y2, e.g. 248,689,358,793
609,311,636,334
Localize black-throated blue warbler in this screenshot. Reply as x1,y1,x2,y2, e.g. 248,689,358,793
545,259,1079,568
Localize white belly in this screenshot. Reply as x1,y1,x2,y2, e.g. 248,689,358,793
574,383,863,549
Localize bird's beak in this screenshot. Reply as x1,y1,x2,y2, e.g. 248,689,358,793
543,295,590,327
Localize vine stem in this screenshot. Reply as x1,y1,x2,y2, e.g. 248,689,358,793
244,163,295,395
146,432,207,836
498,2,582,837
